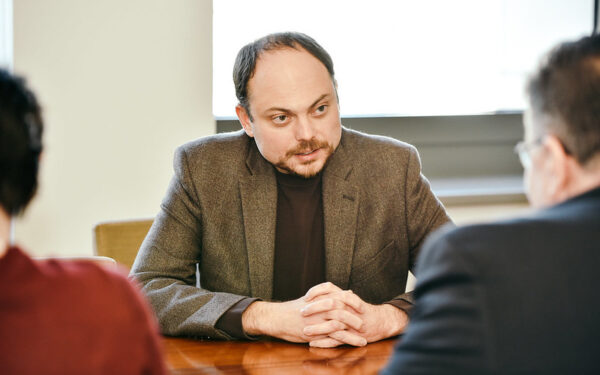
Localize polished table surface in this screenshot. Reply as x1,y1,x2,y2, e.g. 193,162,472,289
163,336,397,374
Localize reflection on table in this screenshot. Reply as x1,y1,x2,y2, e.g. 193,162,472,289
163,336,397,374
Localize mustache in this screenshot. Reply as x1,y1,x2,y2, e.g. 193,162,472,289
285,138,330,158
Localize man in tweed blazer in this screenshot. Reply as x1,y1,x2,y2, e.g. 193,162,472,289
131,32,449,347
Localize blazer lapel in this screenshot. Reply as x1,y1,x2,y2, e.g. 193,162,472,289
322,131,359,289
239,142,277,300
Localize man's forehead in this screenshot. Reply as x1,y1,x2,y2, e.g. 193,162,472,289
247,47,335,111
252,47,328,79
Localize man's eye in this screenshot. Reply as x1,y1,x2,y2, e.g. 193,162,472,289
315,105,327,114
273,115,288,124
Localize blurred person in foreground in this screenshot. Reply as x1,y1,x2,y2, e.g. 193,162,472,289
0,69,167,375
382,34,600,374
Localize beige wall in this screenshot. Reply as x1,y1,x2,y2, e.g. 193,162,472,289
13,0,214,256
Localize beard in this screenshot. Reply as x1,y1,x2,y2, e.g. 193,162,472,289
274,137,335,178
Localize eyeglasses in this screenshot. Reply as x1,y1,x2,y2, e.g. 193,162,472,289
514,137,544,169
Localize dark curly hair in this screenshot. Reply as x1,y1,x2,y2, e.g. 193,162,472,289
0,69,43,215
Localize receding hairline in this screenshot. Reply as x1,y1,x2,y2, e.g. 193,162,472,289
248,43,333,84
245,45,339,114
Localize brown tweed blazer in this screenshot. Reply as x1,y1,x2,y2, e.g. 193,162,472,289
131,127,450,339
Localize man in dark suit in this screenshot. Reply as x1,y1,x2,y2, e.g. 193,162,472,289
382,34,600,374
131,32,450,347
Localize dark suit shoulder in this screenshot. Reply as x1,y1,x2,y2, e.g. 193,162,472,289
440,191,600,249
418,193,600,281
415,216,541,283
420,216,537,263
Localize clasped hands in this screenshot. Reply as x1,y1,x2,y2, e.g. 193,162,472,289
242,282,408,348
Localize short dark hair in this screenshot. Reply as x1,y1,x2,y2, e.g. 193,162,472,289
527,34,600,166
0,69,43,215
233,32,336,121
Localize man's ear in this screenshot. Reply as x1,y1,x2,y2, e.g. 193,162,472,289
544,134,570,201
236,105,254,138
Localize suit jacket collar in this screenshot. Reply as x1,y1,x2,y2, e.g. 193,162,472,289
239,139,277,299
565,185,600,203
239,129,358,299
321,130,359,289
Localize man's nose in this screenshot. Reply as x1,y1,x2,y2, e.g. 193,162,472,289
294,115,316,141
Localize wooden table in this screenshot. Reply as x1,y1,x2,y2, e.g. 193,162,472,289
163,336,397,374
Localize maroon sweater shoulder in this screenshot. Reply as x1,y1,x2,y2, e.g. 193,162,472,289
0,246,167,375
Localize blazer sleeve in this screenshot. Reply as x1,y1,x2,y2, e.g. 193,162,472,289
130,146,247,340
404,146,452,272
391,146,452,307
380,226,488,375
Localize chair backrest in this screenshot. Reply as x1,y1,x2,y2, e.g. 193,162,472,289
33,255,118,269
93,219,154,269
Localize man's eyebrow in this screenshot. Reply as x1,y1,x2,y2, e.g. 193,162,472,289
264,106,292,114
309,94,329,109
264,94,330,114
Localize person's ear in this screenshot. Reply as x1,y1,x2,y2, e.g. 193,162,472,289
544,134,570,201
236,105,254,138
